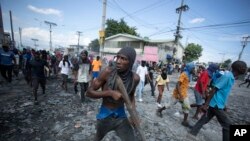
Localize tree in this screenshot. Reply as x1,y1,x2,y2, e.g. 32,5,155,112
221,59,232,69
183,43,203,62
89,39,100,52
105,18,139,37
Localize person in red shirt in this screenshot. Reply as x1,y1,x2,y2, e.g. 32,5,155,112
191,64,218,119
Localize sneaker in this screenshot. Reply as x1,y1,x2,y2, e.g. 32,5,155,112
157,103,162,108
138,99,143,102
156,109,163,118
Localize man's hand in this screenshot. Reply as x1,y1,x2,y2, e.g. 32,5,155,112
201,104,209,112
110,90,122,101
128,116,140,127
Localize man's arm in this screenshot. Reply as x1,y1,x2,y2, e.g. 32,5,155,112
86,67,121,100
73,64,79,83
199,82,205,97
12,54,16,65
201,87,217,111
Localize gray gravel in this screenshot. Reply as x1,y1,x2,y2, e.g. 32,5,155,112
0,72,249,141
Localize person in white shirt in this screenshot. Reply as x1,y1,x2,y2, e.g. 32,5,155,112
239,71,250,88
136,60,151,102
73,50,92,102
58,55,72,91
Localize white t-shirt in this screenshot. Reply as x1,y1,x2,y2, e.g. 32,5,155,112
14,54,19,65
77,63,91,83
136,65,148,82
245,72,250,80
58,60,72,75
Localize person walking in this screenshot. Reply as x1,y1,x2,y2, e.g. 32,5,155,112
58,55,72,92
189,61,247,141
0,44,16,83
238,69,250,88
157,62,195,126
29,51,48,104
92,56,102,80
190,64,219,119
86,47,140,141
136,60,151,102
154,68,169,108
147,63,156,96
73,50,91,102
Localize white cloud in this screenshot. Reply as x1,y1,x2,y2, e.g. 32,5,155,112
27,5,62,17
18,27,91,50
189,18,205,24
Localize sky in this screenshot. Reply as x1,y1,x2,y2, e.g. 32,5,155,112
1,0,250,66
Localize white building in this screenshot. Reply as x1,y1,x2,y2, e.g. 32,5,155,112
103,33,184,63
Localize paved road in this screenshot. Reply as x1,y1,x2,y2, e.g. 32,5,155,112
0,72,249,141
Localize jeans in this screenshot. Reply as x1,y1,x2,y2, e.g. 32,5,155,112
190,106,231,141
95,117,136,141
136,80,145,100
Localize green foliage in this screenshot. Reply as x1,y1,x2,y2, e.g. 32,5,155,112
89,39,100,52
105,18,139,37
221,59,232,69
184,43,203,62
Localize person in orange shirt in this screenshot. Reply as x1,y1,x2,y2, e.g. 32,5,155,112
92,56,102,80
173,62,195,127
157,62,195,126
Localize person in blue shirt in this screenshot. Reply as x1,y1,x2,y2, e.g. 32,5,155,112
86,47,140,141
0,44,16,83
189,61,247,141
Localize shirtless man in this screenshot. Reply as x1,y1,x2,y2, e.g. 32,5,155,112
86,47,140,141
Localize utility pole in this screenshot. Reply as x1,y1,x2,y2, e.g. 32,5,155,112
31,38,39,50
44,21,57,52
238,36,250,61
0,4,4,46
9,11,15,49
99,0,107,57
174,0,189,61
19,27,22,48
76,31,82,56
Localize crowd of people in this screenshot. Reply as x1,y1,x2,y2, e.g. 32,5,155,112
0,44,249,141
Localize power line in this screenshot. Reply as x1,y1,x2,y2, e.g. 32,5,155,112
147,20,250,37
183,20,250,30
121,0,172,19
